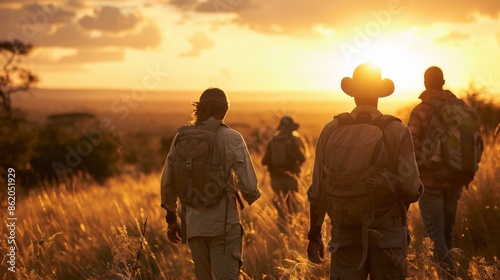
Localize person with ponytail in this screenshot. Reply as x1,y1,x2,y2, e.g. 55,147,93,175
161,88,261,279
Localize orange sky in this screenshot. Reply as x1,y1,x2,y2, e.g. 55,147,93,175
2,0,500,101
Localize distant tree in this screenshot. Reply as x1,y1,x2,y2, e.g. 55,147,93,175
0,39,38,119
0,40,38,188
0,112,38,188
30,112,122,186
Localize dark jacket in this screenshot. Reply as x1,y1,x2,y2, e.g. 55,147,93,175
408,89,464,188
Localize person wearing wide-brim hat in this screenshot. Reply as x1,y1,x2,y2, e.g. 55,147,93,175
306,63,423,279
276,116,300,132
262,115,306,232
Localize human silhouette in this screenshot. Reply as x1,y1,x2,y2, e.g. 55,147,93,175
262,116,306,231
307,63,423,279
408,66,483,279
161,88,262,279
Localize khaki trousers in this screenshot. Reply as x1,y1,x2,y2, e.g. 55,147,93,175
188,224,243,280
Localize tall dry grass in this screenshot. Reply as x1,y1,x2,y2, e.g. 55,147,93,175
1,134,499,279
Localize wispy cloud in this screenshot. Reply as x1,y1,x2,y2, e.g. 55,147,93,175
435,31,470,44
79,6,142,33
58,49,125,64
168,0,500,35
181,31,215,57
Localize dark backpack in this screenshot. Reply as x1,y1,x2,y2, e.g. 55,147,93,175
323,112,400,226
264,135,299,173
323,112,401,268
172,120,227,209
421,99,483,184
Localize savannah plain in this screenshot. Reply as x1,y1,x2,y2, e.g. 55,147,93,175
1,88,499,279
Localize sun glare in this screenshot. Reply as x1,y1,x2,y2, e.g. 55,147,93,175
349,43,429,95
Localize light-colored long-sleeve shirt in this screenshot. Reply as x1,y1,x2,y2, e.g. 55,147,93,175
161,120,261,239
308,105,423,211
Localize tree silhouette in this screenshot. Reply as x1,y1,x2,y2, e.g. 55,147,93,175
0,40,38,187
0,39,38,119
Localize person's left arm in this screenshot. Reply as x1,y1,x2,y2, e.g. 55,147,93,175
293,136,306,165
231,133,261,206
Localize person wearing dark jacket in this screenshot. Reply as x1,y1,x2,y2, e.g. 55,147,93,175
408,66,483,279
262,116,306,230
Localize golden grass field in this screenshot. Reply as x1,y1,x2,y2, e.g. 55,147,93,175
1,135,499,279
1,90,499,279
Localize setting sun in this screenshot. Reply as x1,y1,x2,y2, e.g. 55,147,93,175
343,42,433,97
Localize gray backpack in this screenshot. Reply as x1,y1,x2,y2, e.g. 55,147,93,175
323,112,400,268
421,98,483,184
172,120,227,209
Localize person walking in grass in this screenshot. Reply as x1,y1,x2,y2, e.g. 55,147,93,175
307,63,423,279
262,116,306,231
408,66,483,279
161,87,261,280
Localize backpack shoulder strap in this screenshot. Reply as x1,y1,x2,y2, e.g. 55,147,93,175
371,115,401,130
334,112,355,127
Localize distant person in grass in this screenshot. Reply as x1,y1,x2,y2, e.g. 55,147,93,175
408,66,483,279
161,88,261,280
262,116,306,231
307,63,423,279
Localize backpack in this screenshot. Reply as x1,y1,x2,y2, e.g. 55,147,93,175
323,112,399,226
323,112,401,268
172,120,227,209
265,135,297,173
421,98,483,184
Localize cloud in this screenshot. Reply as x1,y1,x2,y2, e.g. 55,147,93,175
435,31,470,44
168,0,500,35
79,6,142,33
181,31,215,57
34,23,162,49
23,3,76,24
0,2,161,50
168,0,198,11
58,48,125,63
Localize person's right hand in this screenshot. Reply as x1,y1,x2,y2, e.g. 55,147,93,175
307,239,325,264
167,222,181,244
